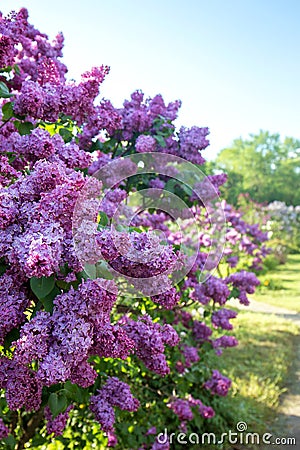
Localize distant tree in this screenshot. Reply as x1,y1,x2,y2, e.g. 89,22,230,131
214,131,300,205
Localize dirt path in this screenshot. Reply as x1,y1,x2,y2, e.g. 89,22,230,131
229,298,300,449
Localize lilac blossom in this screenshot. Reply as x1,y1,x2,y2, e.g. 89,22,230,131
44,405,73,436
211,308,237,330
204,370,232,396
0,418,9,439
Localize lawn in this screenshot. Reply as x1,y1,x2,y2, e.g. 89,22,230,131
252,254,300,312
208,311,299,441
203,253,300,447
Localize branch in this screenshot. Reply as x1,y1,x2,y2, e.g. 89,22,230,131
15,408,44,450
0,117,12,129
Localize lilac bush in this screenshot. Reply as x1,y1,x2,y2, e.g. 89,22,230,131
0,8,268,449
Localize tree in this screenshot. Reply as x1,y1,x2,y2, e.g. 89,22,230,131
215,131,300,206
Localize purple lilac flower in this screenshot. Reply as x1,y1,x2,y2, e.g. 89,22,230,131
89,398,115,432
193,321,212,343
204,276,230,305
90,377,139,432
204,370,232,396
191,284,211,305
0,418,9,439
151,287,180,309
122,315,179,375
226,271,260,305
14,311,51,364
69,360,97,388
135,135,156,153
92,323,136,360
6,363,42,411
176,126,209,165
181,345,200,367
0,272,29,345
151,438,170,450
168,398,193,421
149,178,165,189
211,308,237,330
98,377,140,411
44,405,73,436
212,335,238,355
107,431,118,447
188,396,215,419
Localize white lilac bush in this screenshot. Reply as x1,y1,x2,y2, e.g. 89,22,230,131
267,201,300,254
0,8,268,449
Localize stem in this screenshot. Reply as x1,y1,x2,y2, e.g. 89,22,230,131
15,408,44,450
0,117,12,129
10,411,18,437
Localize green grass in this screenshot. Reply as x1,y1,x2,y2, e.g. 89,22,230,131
252,254,300,312
208,254,300,442
210,311,299,439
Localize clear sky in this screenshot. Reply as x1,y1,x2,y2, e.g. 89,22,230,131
2,0,300,158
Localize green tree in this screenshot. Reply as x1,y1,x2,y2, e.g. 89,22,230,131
215,131,300,205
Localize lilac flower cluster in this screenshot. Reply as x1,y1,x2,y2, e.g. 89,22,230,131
226,271,260,305
0,7,270,448
0,357,42,411
168,395,215,426
44,405,73,436
88,89,210,167
212,335,239,355
222,201,269,270
211,308,237,330
121,314,179,375
136,135,157,153
192,276,230,306
204,370,232,396
176,344,200,373
104,230,179,279
90,377,140,432
151,287,181,309
0,418,9,439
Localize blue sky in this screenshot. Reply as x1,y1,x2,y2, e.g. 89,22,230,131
2,0,300,158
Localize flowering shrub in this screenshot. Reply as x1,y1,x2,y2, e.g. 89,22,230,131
266,201,300,258
237,194,300,266
0,8,268,449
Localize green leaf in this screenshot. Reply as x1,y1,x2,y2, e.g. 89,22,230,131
63,381,86,403
14,120,34,135
48,392,68,418
59,127,73,143
2,434,16,449
164,179,178,193
154,135,166,148
97,211,109,228
84,261,114,280
2,102,14,121
0,81,13,98
90,139,104,151
30,435,48,446
96,260,114,279
181,184,193,196
30,275,55,300
13,64,20,75
40,286,60,313
228,287,240,299
84,263,97,280
4,327,20,351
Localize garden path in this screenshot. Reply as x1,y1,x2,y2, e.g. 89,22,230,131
230,298,300,450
